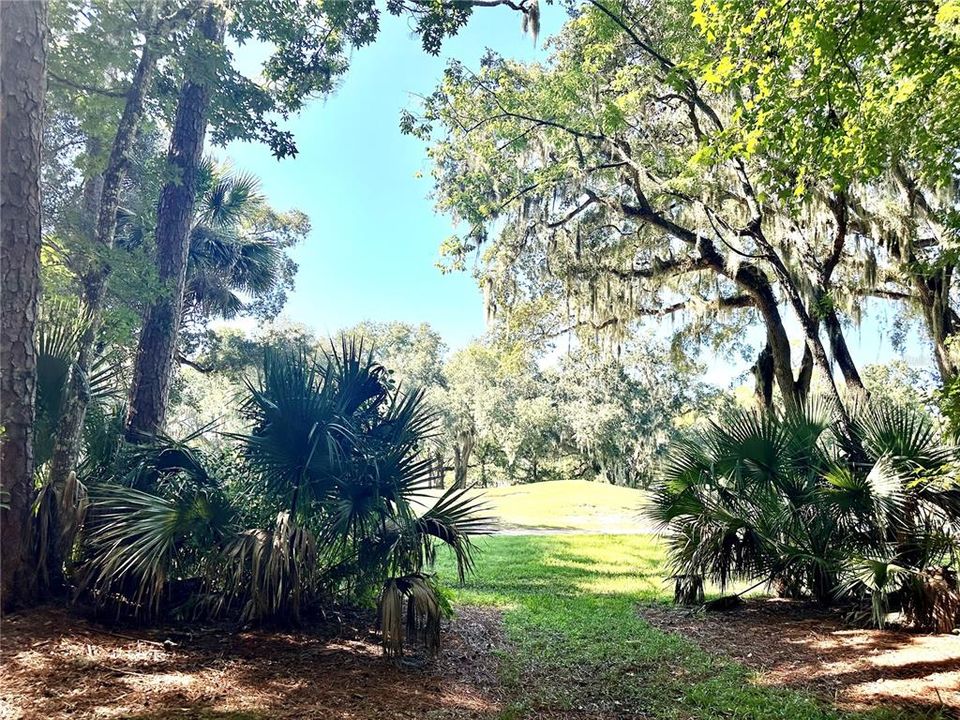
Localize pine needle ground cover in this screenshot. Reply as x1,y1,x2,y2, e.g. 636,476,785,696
3,533,956,719
435,534,957,720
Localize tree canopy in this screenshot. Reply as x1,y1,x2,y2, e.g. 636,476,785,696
406,0,959,420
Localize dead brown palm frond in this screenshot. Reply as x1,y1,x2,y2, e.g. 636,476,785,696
34,470,89,592
221,511,317,623
378,574,444,658
903,567,960,633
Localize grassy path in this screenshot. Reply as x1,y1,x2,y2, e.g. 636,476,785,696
420,480,653,534
436,535,939,720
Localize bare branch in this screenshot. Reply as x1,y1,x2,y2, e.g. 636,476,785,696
49,71,128,99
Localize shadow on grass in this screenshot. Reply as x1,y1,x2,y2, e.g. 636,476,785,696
437,534,953,720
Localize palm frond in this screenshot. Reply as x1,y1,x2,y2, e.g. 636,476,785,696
221,511,317,623
80,481,233,617
378,574,445,657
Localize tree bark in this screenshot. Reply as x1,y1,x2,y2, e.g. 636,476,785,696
818,195,864,394
126,6,225,438
794,343,814,401
751,344,774,410
453,430,474,489
0,0,49,612
822,307,864,392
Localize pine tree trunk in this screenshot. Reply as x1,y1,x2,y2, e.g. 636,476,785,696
126,7,225,438
0,0,48,612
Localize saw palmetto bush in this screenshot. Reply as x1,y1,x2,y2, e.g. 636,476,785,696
77,340,489,655
33,306,123,593
650,400,960,631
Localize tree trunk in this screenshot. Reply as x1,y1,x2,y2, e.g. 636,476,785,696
48,35,158,487
916,267,958,384
753,231,854,432
794,343,814,402
453,431,474,489
126,7,225,438
751,344,774,410
0,0,48,612
822,307,864,392
433,450,444,488
817,197,864,395
697,236,802,410
739,268,802,410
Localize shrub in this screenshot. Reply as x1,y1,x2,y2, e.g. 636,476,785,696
76,340,490,655
650,399,960,631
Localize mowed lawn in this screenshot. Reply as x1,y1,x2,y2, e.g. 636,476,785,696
424,480,653,534
435,534,941,720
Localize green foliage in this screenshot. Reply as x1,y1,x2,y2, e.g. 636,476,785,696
81,471,235,616
551,343,707,486
651,399,960,629
938,339,960,441
693,0,960,191
184,162,309,325
409,0,959,414
338,320,448,391
34,304,123,468
76,340,489,655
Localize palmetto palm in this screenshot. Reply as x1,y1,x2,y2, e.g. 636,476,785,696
34,304,120,468
651,400,960,630
183,164,283,321
33,305,123,592
232,341,489,640
115,160,284,323
79,340,490,653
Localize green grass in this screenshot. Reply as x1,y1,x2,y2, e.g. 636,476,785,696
436,534,940,720
424,480,652,533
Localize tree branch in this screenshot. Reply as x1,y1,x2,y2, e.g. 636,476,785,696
49,71,128,99
177,353,213,374
546,195,597,228
551,293,753,337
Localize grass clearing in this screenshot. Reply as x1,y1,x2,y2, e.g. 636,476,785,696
423,480,652,534
436,534,944,720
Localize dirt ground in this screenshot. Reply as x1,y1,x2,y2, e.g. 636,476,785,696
6,601,960,719
0,605,504,720
640,598,960,715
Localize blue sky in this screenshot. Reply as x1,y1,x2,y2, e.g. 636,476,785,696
221,5,566,349
219,3,931,386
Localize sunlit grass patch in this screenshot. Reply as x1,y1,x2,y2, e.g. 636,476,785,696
421,480,652,533
436,534,946,720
